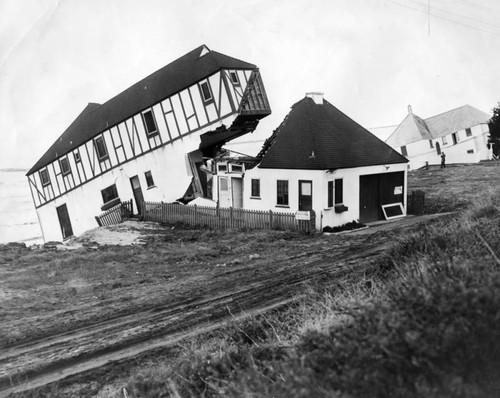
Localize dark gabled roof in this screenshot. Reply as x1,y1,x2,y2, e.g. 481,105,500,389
28,45,257,175
258,96,408,170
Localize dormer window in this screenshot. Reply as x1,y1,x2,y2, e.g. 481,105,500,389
94,136,109,161
142,109,158,137
39,168,51,187
230,71,240,85
59,157,71,176
200,81,213,102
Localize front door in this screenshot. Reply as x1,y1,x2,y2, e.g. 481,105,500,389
130,175,145,215
231,177,243,208
218,176,231,207
360,172,405,223
56,203,73,240
298,180,313,211
360,174,380,223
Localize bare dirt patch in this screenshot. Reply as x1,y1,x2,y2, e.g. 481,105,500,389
1,163,499,397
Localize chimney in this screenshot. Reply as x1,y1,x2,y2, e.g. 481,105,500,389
306,92,324,105
408,104,413,114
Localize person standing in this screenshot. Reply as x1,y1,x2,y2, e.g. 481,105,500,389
441,152,446,169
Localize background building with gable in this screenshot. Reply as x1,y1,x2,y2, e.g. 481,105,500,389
386,104,491,170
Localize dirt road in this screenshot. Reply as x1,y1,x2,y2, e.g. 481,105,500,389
0,214,448,397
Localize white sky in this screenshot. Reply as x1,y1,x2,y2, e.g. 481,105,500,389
1,0,499,168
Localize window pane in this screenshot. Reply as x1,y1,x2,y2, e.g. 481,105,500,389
277,180,288,205
200,82,212,101
95,137,108,159
466,128,472,137
251,179,260,197
143,110,157,135
40,169,50,186
230,71,239,84
145,171,155,187
220,177,228,191
334,179,343,204
60,158,71,175
101,184,118,203
328,181,333,207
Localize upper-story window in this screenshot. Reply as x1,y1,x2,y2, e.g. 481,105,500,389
94,136,109,161
452,132,459,145
74,151,81,163
230,71,240,85
59,157,71,176
442,136,448,145
142,109,158,137
429,140,434,148
199,81,213,102
39,168,51,187
465,128,472,137
401,145,408,157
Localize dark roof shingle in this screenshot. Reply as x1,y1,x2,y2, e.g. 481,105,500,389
258,96,408,170
28,45,256,175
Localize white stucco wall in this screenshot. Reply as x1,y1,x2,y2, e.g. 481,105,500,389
35,115,239,242
399,124,491,170
243,163,408,231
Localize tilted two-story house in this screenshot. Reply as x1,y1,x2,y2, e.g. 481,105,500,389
386,104,491,170
26,45,271,242
239,93,409,230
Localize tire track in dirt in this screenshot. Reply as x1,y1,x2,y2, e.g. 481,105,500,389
0,228,398,397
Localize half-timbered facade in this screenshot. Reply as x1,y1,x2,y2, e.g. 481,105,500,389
27,45,271,241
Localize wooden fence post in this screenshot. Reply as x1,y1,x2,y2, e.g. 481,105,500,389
269,210,273,230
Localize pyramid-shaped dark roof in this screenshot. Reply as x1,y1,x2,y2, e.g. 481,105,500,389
258,96,408,170
28,45,256,175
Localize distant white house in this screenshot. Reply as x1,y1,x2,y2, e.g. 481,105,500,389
386,105,491,170
26,45,271,242
219,93,409,230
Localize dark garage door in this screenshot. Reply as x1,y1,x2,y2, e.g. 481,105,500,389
359,172,405,223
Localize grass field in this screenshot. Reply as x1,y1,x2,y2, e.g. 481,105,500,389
2,162,500,397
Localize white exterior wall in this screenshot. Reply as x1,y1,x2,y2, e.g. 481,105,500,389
29,68,254,242
399,124,491,170
243,163,408,231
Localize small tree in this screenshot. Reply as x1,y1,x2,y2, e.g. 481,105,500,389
488,103,500,158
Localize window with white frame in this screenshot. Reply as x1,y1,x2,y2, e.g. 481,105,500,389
442,136,448,145
94,136,109,161
230,71,240,85
142,109,158,137
277,180,289,206
39,168,51,187
59,157,71,176
145,171,155,188
199,81,213,102
251,179,260,198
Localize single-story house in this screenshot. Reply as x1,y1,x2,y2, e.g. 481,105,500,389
231,93,409,230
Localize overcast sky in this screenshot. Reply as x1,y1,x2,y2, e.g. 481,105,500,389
1,0,499,169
